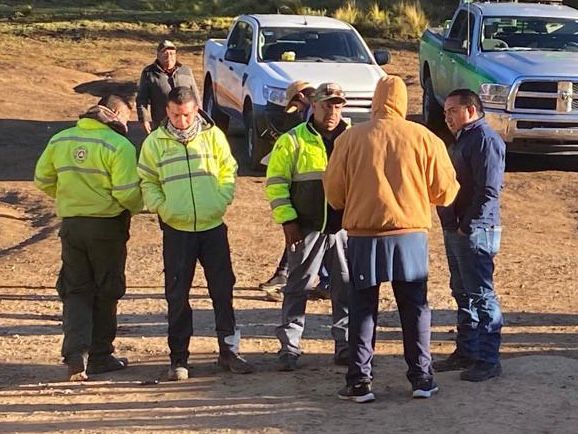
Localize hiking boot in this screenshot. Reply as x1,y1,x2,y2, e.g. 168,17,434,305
433,350,475,372
278,353,298,372
338,382,375,403
167,364,189,381
263,287,283,302
259,273,287,291
412,378,440,399
218,353,253,374
460,361,502,382
87,355,128,375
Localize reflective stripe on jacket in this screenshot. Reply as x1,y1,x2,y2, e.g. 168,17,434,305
34,118,143,217
137,115,237,232
266,121,345,231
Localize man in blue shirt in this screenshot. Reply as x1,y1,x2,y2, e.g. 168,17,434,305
435,89,506,382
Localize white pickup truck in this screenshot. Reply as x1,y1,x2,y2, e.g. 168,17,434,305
203,14,390,168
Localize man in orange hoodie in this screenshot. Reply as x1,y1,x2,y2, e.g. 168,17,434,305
324,76,459,403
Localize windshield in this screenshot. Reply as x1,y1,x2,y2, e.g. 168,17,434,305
481,16,578,52
258,27,372,63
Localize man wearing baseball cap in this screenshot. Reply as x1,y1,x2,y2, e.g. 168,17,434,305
259,80,317,301
265,82,350,371
136,39,200,135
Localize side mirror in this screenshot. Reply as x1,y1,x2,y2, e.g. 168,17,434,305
443,38,468,55
225,48,248,64
374,49,390,66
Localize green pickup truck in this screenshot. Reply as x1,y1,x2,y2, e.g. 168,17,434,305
420,0,578,154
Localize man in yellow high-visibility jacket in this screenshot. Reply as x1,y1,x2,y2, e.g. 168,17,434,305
265,83,350,371
138,86,252,381
34,95,143,381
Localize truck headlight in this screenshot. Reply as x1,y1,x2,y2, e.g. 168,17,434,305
479,83,510,107
263,85,286,106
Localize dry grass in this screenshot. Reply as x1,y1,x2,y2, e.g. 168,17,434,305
295,6,327,16
333,1,361,24
392,1,428,38
367,2,390,26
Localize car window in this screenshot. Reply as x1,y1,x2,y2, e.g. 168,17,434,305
481,16,578,52
449,10,476,52
227,21,253,62
257,27,371,63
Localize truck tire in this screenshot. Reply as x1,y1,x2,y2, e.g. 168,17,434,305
422,76,444,131
203,81,230,133
244,105,268,172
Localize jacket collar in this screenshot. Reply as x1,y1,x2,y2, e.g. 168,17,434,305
305,116,348,141
155,109,215,141
457,116,486,140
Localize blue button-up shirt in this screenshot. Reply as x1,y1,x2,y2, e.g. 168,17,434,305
437,117,506,233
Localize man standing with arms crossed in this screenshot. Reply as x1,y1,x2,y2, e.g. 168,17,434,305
434,89,506,382
324,76,459,402
138,86,252,380
35,95,142,381
266,82,350,371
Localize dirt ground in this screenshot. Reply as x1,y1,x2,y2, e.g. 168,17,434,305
0,26,577,434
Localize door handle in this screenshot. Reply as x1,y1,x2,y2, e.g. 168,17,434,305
229,66,234,71
218,58,223,63
449,58,456,64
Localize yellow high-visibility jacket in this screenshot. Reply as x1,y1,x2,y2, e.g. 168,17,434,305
34,118,143,217
265,120,347,232
138,117,237,232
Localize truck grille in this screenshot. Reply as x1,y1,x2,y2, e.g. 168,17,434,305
513,80,578,113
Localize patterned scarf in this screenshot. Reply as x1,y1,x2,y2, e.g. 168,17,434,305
79,105,128,136
165,115,202,144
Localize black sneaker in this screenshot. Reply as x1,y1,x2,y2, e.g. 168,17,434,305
218,353,254,374
433,350,475,372
87,355,128,375
412,378,440,399
278,353,298,371
338,383,375,403
259,273,287,291
460,361,502,382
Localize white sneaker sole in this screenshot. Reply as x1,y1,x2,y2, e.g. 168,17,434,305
338,392,376,403
412,385,440,399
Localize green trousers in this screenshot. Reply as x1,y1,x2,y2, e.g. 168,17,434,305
56,211,130,363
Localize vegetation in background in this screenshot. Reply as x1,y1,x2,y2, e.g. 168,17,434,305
0,0,458,40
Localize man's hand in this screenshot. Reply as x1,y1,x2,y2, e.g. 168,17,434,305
283,221,304,251
142,121,152,135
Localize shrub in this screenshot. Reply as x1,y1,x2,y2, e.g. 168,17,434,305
333,1,361,25
392,0,428,38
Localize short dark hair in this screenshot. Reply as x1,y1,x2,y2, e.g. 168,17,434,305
98,94,132,111
447,89,484,116
167,86,198,106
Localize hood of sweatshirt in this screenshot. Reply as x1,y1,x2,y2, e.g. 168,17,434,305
371,75,408,120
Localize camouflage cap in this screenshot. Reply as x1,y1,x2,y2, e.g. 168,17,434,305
157,39,177,51
312,82,346,104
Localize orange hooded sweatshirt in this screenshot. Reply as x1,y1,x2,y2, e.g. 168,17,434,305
323,75,459,236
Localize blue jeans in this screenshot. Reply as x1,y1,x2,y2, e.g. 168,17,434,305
443,227,503,364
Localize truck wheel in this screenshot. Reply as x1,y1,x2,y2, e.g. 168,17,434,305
423,76,444,131
244,106,268,172
203,82,230,133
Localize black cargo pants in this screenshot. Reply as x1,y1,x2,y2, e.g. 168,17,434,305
56,211,130,365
